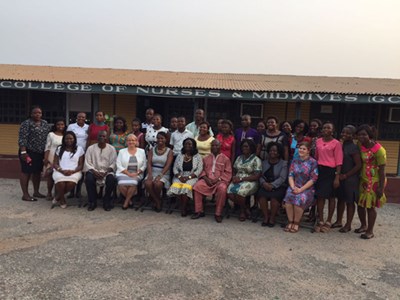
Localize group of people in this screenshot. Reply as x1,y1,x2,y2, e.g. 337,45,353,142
18,107,387,239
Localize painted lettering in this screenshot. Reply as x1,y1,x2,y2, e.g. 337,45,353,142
54,83,65,90
208,90,221,97
27,82,40,89
276,93,288,100
329,94,342,101
315,94,328,101
151,88,164,95
102,85,114,92
371,96,385,103
40,83,52,90
291,93,307,100
0,81,12,88
115,86,127,93
232,92,243,98
165,88,179,95
67,84,79,91
195,89,206,97
81,84,92,91
388,96,400,103
181,89,193,96
344,95,358,102
269,93,275,99
14,82,26,88
252,92,268,99
137,87,150,94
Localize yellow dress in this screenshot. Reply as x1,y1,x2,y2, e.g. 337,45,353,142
195,136,215,158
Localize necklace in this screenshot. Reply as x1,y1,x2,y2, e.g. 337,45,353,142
156,147,166,155
183,154,192,162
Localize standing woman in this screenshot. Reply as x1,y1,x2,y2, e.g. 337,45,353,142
18,106,50,201
195,121,215,158
257,142,288,227
87,111,110,147
307,119,322,158
257,116,289,161
145,132,173,212
131,118,145,149
227,139,262,221
355,125,386,239
279,121,292,138
167,138,203,217
283,142,318,233
256,120,267,136
331,125,362,232
288,119,311,160
109,116,128,153
116,134,147,210
43,118,66,200
52,131,85,208
216,119,236,163
314,121,343,233
145,114,169,150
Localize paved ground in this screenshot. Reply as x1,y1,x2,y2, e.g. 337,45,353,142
1,179,400,300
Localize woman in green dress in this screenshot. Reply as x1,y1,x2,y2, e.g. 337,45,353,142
227,139,262,221
355,124,386,239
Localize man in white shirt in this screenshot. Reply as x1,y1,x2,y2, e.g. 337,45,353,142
84,130,117,211
67,112,89,199
186,109,214,138
170,116,194,156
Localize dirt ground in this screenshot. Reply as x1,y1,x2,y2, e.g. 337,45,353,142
0,178,399,300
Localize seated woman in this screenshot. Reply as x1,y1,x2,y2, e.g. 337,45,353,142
195,121,215,158
167,138,203,217
116,134,147,210
145,132,173,212
257,142,288,227
52,131,85,208
227,139,262,221
283,141,318,233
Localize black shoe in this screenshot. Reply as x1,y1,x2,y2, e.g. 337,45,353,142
87,204,96,211
191,212,205,219
215,215,223,223
103,206,111,212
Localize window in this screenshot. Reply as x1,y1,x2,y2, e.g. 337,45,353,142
388,107,400,123
240,103,263,118
0,89,27,123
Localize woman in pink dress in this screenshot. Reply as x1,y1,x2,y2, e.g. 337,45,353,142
216,119,235,163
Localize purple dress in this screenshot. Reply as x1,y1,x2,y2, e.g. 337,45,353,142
284,157,318,210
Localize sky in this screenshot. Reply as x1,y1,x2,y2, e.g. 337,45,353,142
0,0,399,79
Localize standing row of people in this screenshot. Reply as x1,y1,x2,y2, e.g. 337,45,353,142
18,107,387,239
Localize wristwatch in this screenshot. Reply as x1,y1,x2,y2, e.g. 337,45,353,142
188,175,192,179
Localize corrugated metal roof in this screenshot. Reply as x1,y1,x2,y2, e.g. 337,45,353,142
0,64,399,95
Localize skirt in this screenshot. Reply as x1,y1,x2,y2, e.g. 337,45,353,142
53,170,82,184
19,150,44,174
116,174,142,186
315,165,336,199
227,181,259,198
337,175,359,203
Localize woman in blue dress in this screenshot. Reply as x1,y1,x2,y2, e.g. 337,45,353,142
283,141,318,233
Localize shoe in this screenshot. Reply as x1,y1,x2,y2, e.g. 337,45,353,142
267,222,275,228
360,233,374,239
60,203,67,209
261,222,269,227
87,204,96,211
103,207,111,212
52,198,58,205
122,206,128,210
215,215,222,223
191,212,205,219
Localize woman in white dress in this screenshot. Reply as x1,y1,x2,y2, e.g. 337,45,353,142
43,118,66,200
116,134,147,209
52,131,85,208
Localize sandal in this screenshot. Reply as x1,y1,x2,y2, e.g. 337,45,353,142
289,222,300,233
320,222,332,233
360,233,374,239
284,222,293,232
331,223,342,229
22,197,38,202
339,226,351,233
354,227,367,234
312,222,324,233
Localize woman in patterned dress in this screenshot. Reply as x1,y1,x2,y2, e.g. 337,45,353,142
167,138,203,217
283,141,318,233
109,116,128,153
116,134,147,210
355,124,387,239
227,139,262,221
145,132,173,212
145,114,169,150
257,116,289,161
